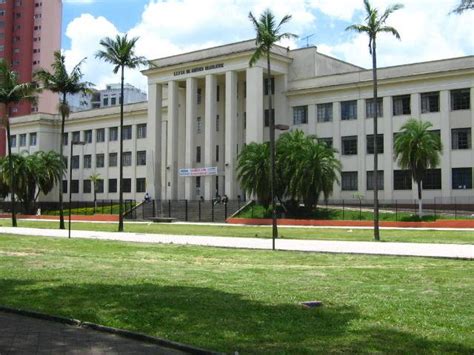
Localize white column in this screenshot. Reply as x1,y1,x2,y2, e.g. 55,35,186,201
225,71,238,199
204,74,217,200
184,77,197,200
383,97,393,200
146,83,162,200
167,80,179,200
245,66,264,144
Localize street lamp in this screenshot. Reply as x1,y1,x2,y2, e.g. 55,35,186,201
69,140,86,239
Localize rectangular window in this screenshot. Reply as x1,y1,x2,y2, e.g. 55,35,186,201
137,150,146,166
341,172,358,191
136,178,146,193
195,176,201,195
216,145,219,162
122,125,132,140
196,117,202,134
96,179,104,193
264,109,275,127
244,112,246,129
123,152,132,166
319,137,333,148
366,98,383,118
451,128,471,150
84,130,92,143
71,156,80,169
137,124,147,139
293,106,308,125
62,180,68,194
451,88,470,110
108,179,117,193
393,95,411,116
103,97,108,106
109,127,118,141
341,136,358,155
11,135,16,147
72,131,80,143
111,97,116,105
71,180,79,194
109,152,118,167
96,154,104,168
197,88,202,105
341,100,358,120
216,115,220,132
63,133,68,146
123,178,132,193
421,92,440,113
264,77,275,95
216,85,220,102
317,103,333,122
83,179,91,194
394,170,412,190
19,134,26,147
196,146,201,163
367,170,384,190
83,154,92,169
96,128,105,143
366,134,384,154
29,132,37,146
452,168,472,189
422,169,441,190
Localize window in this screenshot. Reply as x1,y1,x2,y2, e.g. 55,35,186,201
265,109,275,127
136,178,146,193
196,117,202,134
366,134,384,154
216,85,220,102
216,115,220,132
71,180,79,194
29,132,37,146
422,169,441,190
137,151,146,166
122,125,132,140
196,146,201,163
216,145,219,162
63,157,68,169
244,112,246,129
72,131,80,143
341,100,357,120
195,176,201,195
451,88,470,110
123,178,132,193
84,130,92,143
19,134,26,146
394,170,412,190
71,156,79,169
421,92,439,113
123,152,132,166
83,180,91,194
62,180,68,193
293,106,308,125
319,137,333,148
197,88,202,105
111,97,116,105
83,155,92,169
452,128,471,150
341,172,358,191
452,168,472,189
11,135,16,147
96,128,105,143
367,170,384,190
96,154,104,168
103,97,108,106
109,153,118,167
63,133,68,146
108,179,117,193
341,136,358,155
96,179,104,193
366,98,383,118
137,124,147,139
109,127,118,141
264,78,275,96
317,103,333,122
393,95,411,116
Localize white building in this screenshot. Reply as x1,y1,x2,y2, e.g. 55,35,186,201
9,40,474,203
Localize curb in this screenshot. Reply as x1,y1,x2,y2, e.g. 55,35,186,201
0,306,220,355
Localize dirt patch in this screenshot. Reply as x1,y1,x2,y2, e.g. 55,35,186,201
0,251,41,257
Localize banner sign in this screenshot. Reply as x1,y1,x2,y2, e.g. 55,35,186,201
174,63,224,77
179,167,218,177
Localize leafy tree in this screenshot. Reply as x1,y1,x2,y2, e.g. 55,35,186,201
89,172,101,212
346,0,403,241
36,51,93,229
0,59,38,226
0,151,65,214
249,9,297,242
451,0,473,13
393,119,442,217
96,34,147,232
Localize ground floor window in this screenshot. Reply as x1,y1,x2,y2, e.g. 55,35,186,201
341,172,358,191
136,178,146,193
83,180,91,194
394,170,412,190
367,170,384,190
123,178,132,193
422,169,441,190
452,168,472,189
71,180,79,194
108,179,117,193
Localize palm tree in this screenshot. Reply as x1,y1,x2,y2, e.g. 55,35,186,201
96,34,147,232
249,9,297,247
452,0,473,13
89,172,101,213
0,59,38,226
35,51,93,229
393,119,442,217
346,0,403,241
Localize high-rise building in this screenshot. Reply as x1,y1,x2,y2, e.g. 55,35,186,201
0,0,62,155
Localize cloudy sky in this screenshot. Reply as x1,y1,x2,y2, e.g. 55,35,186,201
62,0,474,91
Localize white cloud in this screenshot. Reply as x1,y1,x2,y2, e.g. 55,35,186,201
63,0,95,4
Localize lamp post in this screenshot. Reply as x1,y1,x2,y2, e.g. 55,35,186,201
69,140,86,239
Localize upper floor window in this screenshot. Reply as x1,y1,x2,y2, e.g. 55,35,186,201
63,133,68,146
341,100,357,120
393,95,411,116
11,135,17,147
366,98,383,118
293,106,308,125
109,127,118,141
109,152,118,167
196,146,201,163
317,103,333,122
19,134,26,147
84,130,92,143
216,115,220,132
96,154,105,168
265,109,275,127
366,134,384,154
71,156,80,170
29,133,37,146
122,125,132,140
122,152,132,166
83,155,92,169
420,92,439,113
451,128,471,150
196,117,202,134
319,137,333,148
264,78,275,95
451,88,470,111
216,85,220,102
137,151,146,166
197,88,202,105
341,136,357,155
137,123,147,139
72,131,80,143
96,128,105,143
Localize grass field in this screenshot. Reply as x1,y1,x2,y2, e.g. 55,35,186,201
0,219,473,244
0,234,472,353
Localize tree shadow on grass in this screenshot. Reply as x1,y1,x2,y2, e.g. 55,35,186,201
0,279,472,354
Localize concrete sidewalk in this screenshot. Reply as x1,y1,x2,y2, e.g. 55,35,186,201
0,226,473,259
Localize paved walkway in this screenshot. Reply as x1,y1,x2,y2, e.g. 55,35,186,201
0,311,184,354
0,226,472,259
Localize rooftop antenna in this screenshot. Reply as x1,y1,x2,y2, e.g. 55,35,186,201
301,33,315,48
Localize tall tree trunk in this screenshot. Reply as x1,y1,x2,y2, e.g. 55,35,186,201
5,108,17,227
267,51,277,250
118,65,124,232
58,92,66,230
372,38,380,241
417,180,423,217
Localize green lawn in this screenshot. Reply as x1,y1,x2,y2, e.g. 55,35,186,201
0,234,472,353
1,219,473,244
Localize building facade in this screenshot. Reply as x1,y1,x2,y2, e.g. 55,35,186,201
9,40,474,203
